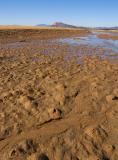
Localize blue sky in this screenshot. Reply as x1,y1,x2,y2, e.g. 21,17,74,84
0,0,118,27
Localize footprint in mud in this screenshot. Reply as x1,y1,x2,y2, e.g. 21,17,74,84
38,153,49,160
9,139,37,159
38,107,62,125
27,153,49,160
106,94,118,103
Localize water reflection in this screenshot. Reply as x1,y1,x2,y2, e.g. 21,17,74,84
58,34,118,53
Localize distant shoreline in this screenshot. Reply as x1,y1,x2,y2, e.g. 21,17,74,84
0,25,86,30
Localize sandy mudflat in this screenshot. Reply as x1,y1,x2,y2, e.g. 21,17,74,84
0,28,118,160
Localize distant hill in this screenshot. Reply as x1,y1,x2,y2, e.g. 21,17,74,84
35,22,90,29
36,24,49,27
95,26,118,30
51,22,78,28
109,27,118,30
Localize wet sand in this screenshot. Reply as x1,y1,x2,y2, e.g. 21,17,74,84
0,28,118,160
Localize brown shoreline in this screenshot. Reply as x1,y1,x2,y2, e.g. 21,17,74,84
97,33,118,40
0,28,91,44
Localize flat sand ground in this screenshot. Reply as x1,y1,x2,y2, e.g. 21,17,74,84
0,28,118,160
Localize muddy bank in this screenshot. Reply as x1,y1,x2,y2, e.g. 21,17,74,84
0,28,90,44
0,30,118,160
97,34,118,40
